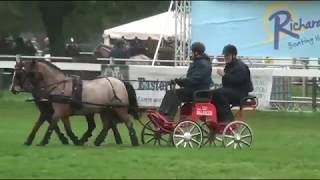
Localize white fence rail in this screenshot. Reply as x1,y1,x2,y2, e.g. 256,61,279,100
0,55,319,111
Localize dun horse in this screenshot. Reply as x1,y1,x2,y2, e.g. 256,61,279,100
10,59,139,146
10,60,123,146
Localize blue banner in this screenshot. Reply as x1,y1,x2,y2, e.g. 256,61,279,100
192,1,320,57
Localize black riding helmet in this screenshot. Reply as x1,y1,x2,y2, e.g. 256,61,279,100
222,44,237,56
191,42,205,53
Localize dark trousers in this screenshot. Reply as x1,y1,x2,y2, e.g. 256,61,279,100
211,87,247,122
159,88,194,120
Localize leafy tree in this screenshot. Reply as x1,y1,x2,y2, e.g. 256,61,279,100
38,1,75,56
0,1,170,54
0,1,43,36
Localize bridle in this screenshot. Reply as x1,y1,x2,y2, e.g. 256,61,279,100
12,61,70,97
12,63,29,93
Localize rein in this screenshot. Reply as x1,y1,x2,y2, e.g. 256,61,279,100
36,78,71,97
39,79,70,90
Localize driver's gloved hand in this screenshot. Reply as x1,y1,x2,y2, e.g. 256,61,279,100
170,79,176,85
174,78,185,87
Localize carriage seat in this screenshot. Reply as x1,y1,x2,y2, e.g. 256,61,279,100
230,95,258,108
192,89,213,103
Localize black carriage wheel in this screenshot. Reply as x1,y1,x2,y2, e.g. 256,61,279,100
141,120,171,146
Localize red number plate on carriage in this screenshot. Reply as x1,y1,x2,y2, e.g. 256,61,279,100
196,106,213,116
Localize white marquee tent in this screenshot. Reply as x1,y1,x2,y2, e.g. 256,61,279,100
102,11,189,45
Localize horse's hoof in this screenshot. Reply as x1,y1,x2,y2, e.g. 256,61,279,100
130,136,139,147
79,138,88,144
132,143,139,147
37,142,47,146
24,141,32,146
59,137,69,145
94,141,102,146
74,141,84,146
131,140,139,146
80,141,87,146
115,138,123,145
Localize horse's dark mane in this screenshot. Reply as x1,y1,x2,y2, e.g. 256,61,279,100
37,60,64,74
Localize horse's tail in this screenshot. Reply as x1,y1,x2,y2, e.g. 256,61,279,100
122,81,141,120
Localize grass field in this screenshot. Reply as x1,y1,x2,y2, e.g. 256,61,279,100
1,91,320,179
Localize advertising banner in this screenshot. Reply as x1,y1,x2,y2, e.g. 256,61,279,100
101,65,274,109
192,1,320,57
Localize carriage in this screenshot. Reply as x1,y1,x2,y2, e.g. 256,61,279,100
141,82,258,149
11,58,257,148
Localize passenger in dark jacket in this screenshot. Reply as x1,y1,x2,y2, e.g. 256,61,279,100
159,42,213,120
211,44,253,122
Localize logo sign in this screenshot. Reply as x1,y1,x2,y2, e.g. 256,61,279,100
192,1,320,57
196,106,213,116
265,3,320,50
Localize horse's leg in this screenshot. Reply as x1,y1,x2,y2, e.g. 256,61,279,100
38,116,59,146
110,119,123,145
114,107,139,146
38,104,70,146
105,111,123,145
94,111,111,146
61,117,81,145
24,113,46,146
53,123,69,145
38,102,69,145
79,113,96,144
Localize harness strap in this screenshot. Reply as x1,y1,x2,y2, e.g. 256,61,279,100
40,79,70,90
105,77,122,103
34,79,68,99
71,76,83,109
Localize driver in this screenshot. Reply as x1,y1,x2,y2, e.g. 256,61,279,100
159,42,213,120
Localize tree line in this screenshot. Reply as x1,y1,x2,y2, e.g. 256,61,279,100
0,1,169,56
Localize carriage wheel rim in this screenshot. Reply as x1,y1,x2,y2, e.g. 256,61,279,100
200,122,222,147
141,120,171,146
222,121,253,150
172,120,203,149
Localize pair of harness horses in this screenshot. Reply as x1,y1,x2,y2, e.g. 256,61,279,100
10,58,140,146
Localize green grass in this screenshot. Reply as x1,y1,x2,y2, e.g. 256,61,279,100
1,91,320,179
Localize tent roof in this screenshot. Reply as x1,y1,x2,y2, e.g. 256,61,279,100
103,11,188,41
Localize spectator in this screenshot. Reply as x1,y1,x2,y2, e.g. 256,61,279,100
0,36,11,54
13,37,28,55
25,40,37,56
65,38,80,57
110,39,130,64
42,37,50,55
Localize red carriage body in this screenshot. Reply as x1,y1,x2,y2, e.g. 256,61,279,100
141,87,258,149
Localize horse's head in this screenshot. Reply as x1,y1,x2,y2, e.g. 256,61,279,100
10,59,42,94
